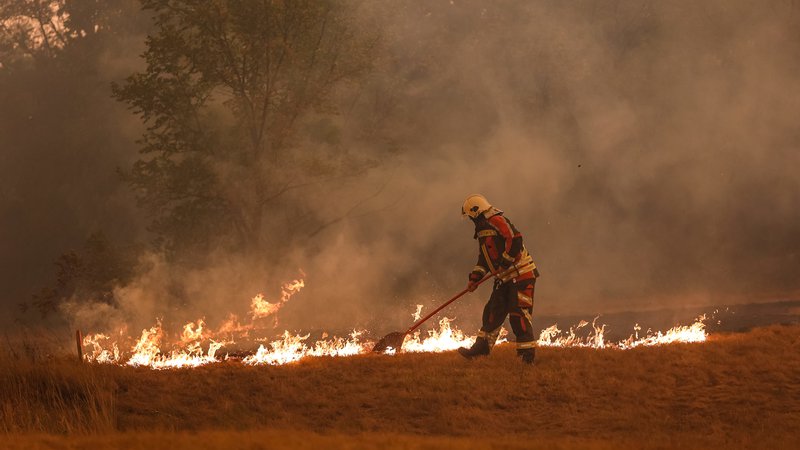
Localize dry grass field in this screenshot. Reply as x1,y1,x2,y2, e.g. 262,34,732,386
2,325,799,449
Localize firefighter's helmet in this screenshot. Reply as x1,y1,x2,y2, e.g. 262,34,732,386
462,194,492,219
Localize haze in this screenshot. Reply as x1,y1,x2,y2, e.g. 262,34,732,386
1,0,798,335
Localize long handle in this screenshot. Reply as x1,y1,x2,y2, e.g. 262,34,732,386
403,269,500,335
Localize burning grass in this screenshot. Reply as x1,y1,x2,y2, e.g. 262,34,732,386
1,324,799,449
75,275,709,368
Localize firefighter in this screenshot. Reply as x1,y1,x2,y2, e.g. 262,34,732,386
458,194,540,364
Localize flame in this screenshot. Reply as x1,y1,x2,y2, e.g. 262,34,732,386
617,316,707,349
79,275,709,370
250,278,305,321
250,294,281,319
180,319,205,344
403,317,475,353
537,315,707,349
217,313,251,337
412,304,423,322
124,320,226,369
126,321,164,367
82,333,121,364
243,329,367,366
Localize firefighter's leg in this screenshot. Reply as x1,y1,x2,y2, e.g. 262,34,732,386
509,279,536,364
459,281,509,359
481,281,512,348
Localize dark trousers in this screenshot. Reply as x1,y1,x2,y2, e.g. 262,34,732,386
479,278,536,349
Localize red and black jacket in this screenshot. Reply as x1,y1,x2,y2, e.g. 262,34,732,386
469,212,538,284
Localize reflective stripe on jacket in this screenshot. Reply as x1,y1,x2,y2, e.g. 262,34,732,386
471,212,538,283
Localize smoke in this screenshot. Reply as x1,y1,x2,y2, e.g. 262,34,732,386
287,0,800,331
0,3,149,329
7,1,800,337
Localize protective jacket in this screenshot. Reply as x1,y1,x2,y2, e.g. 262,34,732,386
468,210,538,284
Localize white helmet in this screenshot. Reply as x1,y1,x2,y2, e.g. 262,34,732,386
462,194,492,219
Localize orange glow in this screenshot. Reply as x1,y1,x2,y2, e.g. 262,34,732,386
80,276,708,369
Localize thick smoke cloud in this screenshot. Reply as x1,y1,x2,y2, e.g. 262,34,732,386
288,0,800,333
4,1,799,337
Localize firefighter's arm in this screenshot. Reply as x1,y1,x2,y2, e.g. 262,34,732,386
489,215,516,268
467,253,489,291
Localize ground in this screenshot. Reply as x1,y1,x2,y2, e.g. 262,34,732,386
2,325,799,449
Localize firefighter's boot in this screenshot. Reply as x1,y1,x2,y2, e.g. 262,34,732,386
517,348,535,365
458,337,490,359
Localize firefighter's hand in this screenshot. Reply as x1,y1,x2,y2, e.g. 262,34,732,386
467,272,481,292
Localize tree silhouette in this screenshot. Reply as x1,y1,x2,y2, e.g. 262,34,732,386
113,0,377,260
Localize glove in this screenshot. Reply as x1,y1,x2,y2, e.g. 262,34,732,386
467,271,482,292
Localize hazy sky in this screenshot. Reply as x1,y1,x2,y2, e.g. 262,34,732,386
2,0,799,334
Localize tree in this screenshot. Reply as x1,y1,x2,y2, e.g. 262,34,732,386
0,0,144,67
113,0,377,261
0,0,69,66
26,232,142,317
